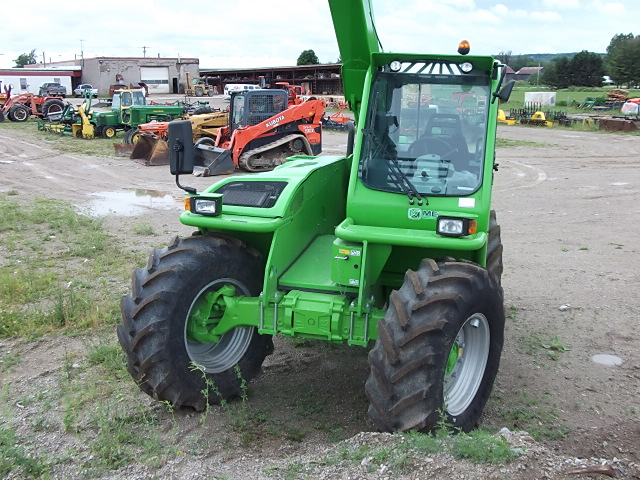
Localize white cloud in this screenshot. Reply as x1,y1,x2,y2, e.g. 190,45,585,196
492,4,509,15
530,11,562,22
543,0,580,8
591,0,626,15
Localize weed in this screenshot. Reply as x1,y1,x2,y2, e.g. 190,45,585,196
132,222,157,236
0,351,22,373
541,336,571,353
450,430,515,463
0,425,50,478
506,305,520,320
493,392,571,441
579,247,589,251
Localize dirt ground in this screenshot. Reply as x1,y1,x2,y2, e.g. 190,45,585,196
0,96,639,479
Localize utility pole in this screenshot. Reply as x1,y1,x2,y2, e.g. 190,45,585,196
142,46,148,57
80,39,85,67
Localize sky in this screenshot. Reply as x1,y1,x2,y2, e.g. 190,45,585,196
0,0,636,70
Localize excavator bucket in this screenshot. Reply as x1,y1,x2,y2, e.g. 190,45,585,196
193,144,235,176
130,134,170,166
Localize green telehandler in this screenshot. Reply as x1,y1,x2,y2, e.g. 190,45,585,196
118,0,515,433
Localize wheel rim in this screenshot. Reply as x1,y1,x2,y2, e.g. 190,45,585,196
14,107,28,121
443,313,490,416
184,278,253,374
47,105,63,117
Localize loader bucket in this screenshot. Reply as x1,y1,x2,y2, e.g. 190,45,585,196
130,134,170,166
193,144,235,176
113,143,135,157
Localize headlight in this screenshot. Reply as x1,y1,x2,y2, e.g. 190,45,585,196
389,60,402,72
460,62,473,73
188,195,223,216
437,217,477,237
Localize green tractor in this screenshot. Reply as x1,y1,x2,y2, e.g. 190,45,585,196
92,89,184,139
118,0,514,433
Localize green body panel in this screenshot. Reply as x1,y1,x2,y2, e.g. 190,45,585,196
179,1,506,346
126,105,184,128
328,0,379,120
92,105,183,130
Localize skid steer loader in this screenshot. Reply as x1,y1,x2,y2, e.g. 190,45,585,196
128,89,324,175
118,0,514,433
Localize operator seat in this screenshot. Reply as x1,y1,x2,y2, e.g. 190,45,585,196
408,114,470,170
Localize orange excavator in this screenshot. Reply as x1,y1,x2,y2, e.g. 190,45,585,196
131,88,325,175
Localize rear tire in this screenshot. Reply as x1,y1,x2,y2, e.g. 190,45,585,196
195,87,204,97
118,234,273,410
42,98,65,121
365,259,504,433
193,106,213,115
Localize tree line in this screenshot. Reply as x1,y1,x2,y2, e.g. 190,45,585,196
496,33,638,89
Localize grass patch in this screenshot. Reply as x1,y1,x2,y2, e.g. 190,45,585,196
48,336,177,475
495,138,548,148
0,119,124,157
131,222,157,236
489,391,571,441
0,194,140,337
307,428,515,477
0,425,50,478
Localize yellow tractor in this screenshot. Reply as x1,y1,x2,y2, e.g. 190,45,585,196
185,72,215,97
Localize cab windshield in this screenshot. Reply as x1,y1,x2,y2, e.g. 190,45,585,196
360,71,490,197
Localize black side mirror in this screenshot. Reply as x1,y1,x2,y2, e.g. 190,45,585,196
169,120,195,175
495,80,516,103
346,121,355,157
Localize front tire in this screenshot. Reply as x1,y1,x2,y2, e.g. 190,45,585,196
102,126,117,139
118,234,273,410
365,259,504,433
9,105,29,122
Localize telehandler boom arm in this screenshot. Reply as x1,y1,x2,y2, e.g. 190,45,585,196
328,0,380,121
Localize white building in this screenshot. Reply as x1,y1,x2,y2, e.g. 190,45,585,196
0,66,79,95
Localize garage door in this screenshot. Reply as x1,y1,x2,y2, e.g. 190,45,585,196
140,67,170,94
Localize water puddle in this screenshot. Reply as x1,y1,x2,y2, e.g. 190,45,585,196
81,189,182,217
591,354,624,366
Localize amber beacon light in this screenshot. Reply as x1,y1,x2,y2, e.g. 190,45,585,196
458,40,471,55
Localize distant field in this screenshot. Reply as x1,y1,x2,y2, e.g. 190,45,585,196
499,86,640,114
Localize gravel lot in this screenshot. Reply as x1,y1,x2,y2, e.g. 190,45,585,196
0,97,638,478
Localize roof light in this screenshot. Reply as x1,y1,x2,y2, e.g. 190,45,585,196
460,62,473,73
458,40,471,55
389,60,402,72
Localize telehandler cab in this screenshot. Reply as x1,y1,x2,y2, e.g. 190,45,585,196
118,0,515,433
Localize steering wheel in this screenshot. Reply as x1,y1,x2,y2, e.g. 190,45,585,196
408,137,457,160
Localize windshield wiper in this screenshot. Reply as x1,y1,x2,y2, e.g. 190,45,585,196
362,125,426,206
